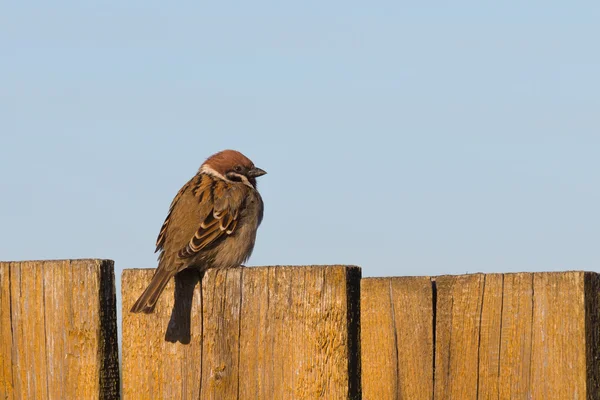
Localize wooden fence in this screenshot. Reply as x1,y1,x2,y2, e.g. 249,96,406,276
1,259,599,399
0,260,119,399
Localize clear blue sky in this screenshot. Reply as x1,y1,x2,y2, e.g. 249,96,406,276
2,2,599,292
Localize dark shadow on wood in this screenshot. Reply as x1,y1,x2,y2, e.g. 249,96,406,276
345,266,362,400
585,272,600,395
165,268,203,344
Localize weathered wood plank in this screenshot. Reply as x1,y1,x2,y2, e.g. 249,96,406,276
360,277,433,400
0,259,119,400
122,265,361,400
474,273,504,399
122,268,203,400
0,263,13,399
434,273,486,399
530,273,586,399
434,271,600,400
200,268,242,399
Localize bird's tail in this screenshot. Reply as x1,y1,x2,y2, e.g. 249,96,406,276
130,268,173,313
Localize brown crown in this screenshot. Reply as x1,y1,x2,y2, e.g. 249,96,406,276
203,149,255,175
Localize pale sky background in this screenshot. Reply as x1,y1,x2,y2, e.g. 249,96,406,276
1,2,599,334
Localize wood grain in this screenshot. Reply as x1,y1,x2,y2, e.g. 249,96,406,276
3,258,598,399
434,271,600,400
0,259,119,400
122,265,361,400
122,268,203,399
360,277,433,400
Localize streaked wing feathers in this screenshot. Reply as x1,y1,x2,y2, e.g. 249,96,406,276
155,179,193,253
178,178,245,259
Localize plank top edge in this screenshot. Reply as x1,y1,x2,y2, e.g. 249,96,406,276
362,276,433,281
0,258,113,265
362,271,598,282
123,264,361,275
432,270,597,280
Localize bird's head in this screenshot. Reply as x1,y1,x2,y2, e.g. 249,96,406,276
200,149,267,188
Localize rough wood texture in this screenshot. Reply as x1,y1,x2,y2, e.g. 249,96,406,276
122,268,203,399
360,277,433,400
434,271,600,400
0,259,120,400
122,265,361,400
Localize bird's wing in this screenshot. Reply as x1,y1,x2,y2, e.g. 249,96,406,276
177,177,246,259
155,179,192,253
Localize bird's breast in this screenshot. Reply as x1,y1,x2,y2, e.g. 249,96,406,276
211,189,263,269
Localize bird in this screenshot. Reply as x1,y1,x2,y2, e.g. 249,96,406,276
130,149,266,313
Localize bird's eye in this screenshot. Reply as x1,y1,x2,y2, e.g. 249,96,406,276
233,165,243,172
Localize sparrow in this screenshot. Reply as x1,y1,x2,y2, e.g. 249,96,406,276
131,149,266,313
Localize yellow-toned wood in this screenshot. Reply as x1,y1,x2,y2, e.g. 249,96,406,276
4,258,598,400
122,268,203,399
0,264,12,399
498,273,534,399
474,273,504,399
0,259,119,400
530,272,586,399
434,271,599,400
200,268,241,399
122,265,361,400
360,277,433,400
434,273,485,399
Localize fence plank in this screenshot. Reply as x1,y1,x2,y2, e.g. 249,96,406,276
0,259,119,400
122,268,203,399
434,271,600,400
360,277,433,400
474,273,504,399
122,265,361,400
530,273,586,399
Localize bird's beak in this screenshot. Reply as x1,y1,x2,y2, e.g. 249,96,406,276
248,167,267,178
